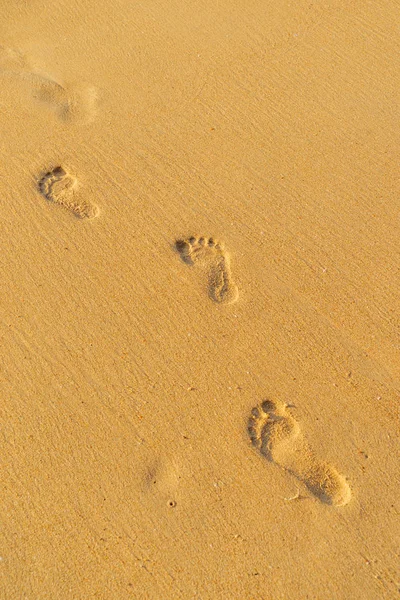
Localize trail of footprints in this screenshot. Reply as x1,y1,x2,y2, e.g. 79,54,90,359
248,399,351,506
0,46,99,216
6,44,351,507
176,236,238,304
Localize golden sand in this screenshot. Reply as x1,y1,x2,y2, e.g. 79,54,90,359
1,1,399,598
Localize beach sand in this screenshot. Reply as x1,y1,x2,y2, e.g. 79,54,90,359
0,1,399,598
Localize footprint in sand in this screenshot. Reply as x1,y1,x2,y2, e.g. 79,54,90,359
175,236,238,304
248,399,351,506
32,79,98,123
0,45,29,70
38,166,98,219
0,44,97,122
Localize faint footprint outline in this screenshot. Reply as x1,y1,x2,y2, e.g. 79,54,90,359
38,166,99,219
175,236,238,304
0,44,97,122
248,399,352,506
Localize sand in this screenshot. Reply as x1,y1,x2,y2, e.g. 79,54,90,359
0,1,399,598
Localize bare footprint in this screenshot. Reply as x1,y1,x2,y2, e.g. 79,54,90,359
0,45,97,122
38,166,98,219
32,78,98,123
248,400,351,506
175,236,238,304
0,45,31,70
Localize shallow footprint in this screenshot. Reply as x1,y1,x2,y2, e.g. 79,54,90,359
0,45,97,123
38,166,98,219
248,399,351,506
175,236,238,304
32,78,98,123
0,45,31,70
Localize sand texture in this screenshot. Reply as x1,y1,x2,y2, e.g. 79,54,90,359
0,1,399,598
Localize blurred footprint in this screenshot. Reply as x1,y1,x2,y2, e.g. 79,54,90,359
32,78,98,123
0,44,98,122
0,45,31,70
